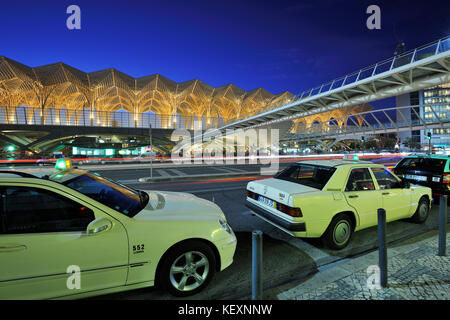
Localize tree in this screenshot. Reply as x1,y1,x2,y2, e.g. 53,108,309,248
377,136,396,149
365,138,377,150
403,137,420,150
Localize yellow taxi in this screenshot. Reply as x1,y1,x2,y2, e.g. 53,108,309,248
246,156,432,249
0,160,236,299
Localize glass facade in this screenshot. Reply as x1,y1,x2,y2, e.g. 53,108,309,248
423,83,450,147
409,91,421,144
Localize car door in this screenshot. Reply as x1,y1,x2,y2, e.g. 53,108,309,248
0,184,129,299
370,167,412,221
344,167,383,229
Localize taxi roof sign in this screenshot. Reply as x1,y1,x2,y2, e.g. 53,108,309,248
55,158,72,170
343,154,359,161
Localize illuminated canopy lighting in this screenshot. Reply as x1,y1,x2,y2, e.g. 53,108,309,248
343,154,359,161
55,158,72,170
0,56,297,125
0,56,375,131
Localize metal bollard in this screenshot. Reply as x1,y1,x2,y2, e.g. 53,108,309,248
252,230,263,300
438,195,448,256
377,208,388,288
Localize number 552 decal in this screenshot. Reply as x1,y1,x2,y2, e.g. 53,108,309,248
133,244,145,254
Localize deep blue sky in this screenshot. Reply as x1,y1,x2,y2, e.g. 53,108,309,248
1,0,449,97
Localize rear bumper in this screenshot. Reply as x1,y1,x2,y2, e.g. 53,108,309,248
431,190,450,197
398,177,450,197
431,191,450,205
245,200,306,233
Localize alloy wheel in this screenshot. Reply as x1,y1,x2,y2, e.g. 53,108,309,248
169,251,210,292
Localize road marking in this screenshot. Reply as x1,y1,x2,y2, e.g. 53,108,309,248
185,186,247,194
156,169,171,177
214,167,246,174
168,169,186,176
223,167,247,173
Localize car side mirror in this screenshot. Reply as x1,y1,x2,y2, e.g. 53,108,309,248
402,180,411,189
87,218,112,235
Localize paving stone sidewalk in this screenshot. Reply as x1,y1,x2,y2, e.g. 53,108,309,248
271,230,449,300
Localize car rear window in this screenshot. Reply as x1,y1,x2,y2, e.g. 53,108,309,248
396,157,447,173
274,164,336,190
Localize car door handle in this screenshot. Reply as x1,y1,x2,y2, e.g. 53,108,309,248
382,192,390,195
0,244,27,252
348,195,359,198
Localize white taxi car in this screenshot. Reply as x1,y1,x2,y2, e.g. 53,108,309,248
0,164,236,299
246,157,432,249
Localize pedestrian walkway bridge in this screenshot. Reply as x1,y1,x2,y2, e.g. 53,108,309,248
222,35,450,131
284,103,450,143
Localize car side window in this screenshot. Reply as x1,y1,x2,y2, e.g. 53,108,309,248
371,167,400,190
345,168,375,192
278,165,300,180
2,186,95,234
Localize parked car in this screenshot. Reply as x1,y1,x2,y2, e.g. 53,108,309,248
246,156,432,249
35,153,65,166
73,155,109,165
0,165,236,299
393,154,449,201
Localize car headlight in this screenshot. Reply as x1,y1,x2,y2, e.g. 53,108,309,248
219,219,232,235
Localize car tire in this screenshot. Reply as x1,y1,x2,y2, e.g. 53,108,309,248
321,213,354,250
411,197,429,224
158,240,216,297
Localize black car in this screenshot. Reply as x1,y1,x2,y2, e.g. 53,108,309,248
393,154,450,202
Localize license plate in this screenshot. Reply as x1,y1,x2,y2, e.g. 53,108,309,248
406,174,427,182
258,195,276,208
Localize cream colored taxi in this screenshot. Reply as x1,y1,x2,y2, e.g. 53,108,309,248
246,157,432,249
0,166,236,299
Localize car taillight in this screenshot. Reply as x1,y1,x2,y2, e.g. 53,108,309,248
276,203,303,217
246,190,258,200
443,173,450,184
247,190,302,217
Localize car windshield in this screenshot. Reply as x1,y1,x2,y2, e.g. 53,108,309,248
396,157,447,173
274,164,336,189
49,169,147,217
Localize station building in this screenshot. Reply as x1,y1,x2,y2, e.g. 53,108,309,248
0,56,373,157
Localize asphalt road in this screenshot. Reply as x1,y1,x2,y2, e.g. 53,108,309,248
85,163,292,183
88,156,448,300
